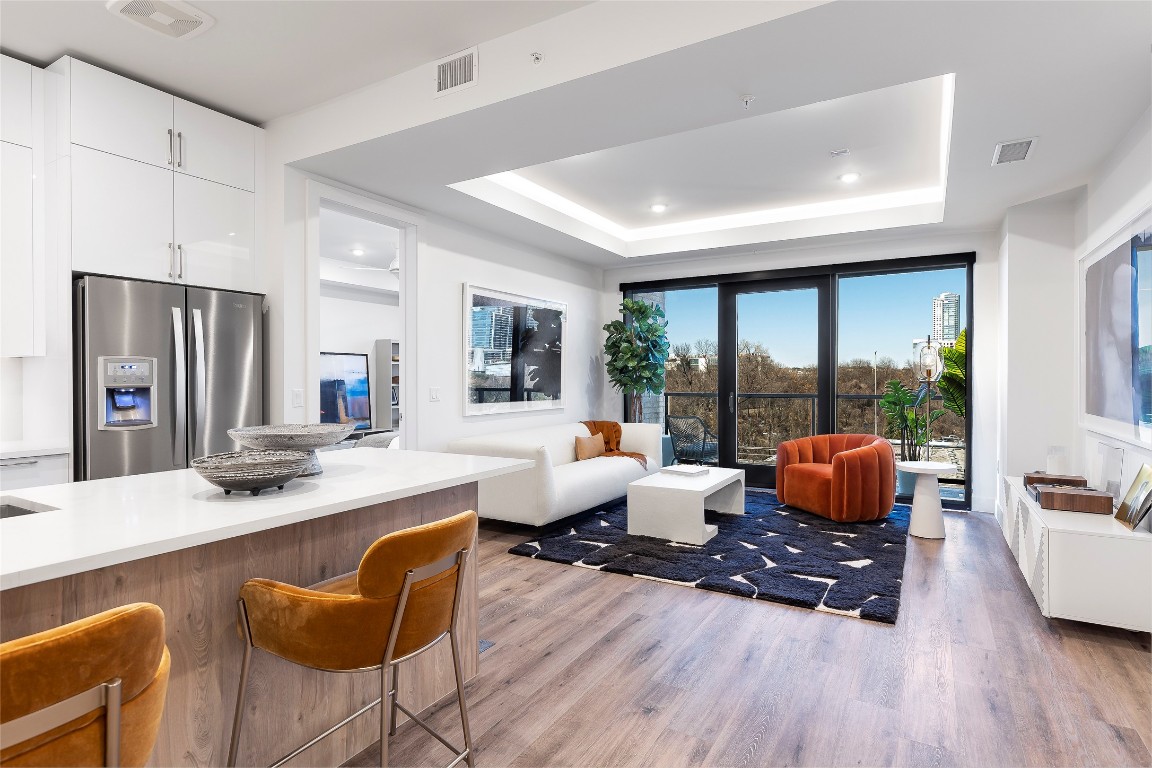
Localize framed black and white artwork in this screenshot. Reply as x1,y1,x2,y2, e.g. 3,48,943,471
463,285,566,416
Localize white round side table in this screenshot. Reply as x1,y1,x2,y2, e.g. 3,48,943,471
896,460,958,539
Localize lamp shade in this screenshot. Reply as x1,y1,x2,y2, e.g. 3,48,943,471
913,337,942,383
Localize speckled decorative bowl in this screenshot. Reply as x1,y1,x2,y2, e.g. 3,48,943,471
191,450,310,496
227,424,356,476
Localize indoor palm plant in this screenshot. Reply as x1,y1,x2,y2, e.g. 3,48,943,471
879,379,946,494
603,298,670,423
938,328,967,418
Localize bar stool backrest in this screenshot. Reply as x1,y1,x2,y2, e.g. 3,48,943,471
358,510,477,659
0,603,171,767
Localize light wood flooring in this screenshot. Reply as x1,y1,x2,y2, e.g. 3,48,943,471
347,509,1151,768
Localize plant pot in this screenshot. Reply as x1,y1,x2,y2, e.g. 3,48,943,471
896,469,917,497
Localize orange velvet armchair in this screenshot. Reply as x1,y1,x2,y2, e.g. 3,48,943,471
776,434,895,522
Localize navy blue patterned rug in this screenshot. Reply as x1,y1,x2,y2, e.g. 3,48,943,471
508,491,911,624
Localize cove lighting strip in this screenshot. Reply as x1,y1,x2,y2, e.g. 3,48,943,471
452,74,956,257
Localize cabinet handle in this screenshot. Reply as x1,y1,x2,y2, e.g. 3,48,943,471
177,244,185,279
168,242,175,279
167,129,174,165
177,131,184,168
1,459,39,467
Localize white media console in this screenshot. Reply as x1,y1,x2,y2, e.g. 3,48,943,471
997,476,1151,632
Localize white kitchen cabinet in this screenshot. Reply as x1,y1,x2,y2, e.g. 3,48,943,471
174,98,254,192
47,57,262,293
68,59,174,170
70,145,174,283
0,453,69,490
174,173,254,291
1,143,34,356
1,56,33,147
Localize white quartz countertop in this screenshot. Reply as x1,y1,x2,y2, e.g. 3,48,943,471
1,440,70,460
0,449,531,590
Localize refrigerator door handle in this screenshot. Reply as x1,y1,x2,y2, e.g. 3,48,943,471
172,307,187,467
192,308,207,458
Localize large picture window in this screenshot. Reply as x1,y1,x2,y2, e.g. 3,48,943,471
622,253,974,507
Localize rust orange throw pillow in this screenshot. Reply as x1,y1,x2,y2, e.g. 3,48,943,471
581,420,648,468
575,433,606,461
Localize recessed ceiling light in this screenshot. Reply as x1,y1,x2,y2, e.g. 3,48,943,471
838,172,861,183
351,248,365,257
650,204,668,214
227,232,235,236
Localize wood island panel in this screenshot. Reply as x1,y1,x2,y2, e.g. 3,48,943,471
0,483,479,767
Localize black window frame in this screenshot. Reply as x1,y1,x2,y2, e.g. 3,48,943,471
620,251,976,510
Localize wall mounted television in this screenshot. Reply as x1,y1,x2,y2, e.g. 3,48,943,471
320,352,372,430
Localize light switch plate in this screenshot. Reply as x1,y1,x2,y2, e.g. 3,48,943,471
291,389,304,407
429,388,441,402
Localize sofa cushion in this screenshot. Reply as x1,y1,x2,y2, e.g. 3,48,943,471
574,433,606,461
783,463,833,519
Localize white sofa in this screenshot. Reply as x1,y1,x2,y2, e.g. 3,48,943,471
446,422,663,526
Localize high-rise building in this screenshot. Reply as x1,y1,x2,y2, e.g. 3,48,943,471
471,306,515,350
932,292,960,347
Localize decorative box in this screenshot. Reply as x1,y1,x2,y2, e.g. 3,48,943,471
1027,483,1114,514
1023,471,1087,488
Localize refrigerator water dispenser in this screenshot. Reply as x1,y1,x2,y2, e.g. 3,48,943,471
99,356,157,430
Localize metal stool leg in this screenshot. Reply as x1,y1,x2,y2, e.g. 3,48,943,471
389,663,400,737
449,630,474,768
227,599,254,768
379,663,390,768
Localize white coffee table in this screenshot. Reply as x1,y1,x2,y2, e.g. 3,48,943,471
627,467,746,545
896,460,958,540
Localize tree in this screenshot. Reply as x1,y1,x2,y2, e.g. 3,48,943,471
603,298,670,422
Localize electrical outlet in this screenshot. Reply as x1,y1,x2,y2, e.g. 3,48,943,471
429,388,441,402
291,389,304,408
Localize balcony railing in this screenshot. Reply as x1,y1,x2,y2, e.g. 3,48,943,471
660,390,966,480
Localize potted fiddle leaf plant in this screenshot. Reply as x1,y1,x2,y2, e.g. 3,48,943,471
603,298,670,423
879,379,946,495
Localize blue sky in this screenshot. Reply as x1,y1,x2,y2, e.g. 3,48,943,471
662,268,967,367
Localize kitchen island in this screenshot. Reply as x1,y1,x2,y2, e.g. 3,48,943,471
0,448,531,767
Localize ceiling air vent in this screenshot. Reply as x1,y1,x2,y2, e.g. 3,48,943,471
106,0,215,40
991,137,1036,166
434,47,478,98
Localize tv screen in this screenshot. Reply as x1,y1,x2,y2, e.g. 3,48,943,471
319,352,372,430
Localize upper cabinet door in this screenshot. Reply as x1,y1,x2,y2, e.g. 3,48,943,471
69,59,173,169
1,56,33,147
71,145,175,283
1,143,35,356
173,99,254,192
174,174,254,292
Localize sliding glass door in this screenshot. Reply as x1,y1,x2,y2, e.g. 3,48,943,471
623,253,973,507
719,278,831,486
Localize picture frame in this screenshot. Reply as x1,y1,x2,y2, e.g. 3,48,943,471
319,351,373,430
463,284,566,416
1078,207,1152,448
1116,463,1152,530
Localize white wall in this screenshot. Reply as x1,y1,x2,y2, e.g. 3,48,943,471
1,358,23,440
602,230,1002,512
996,192,1079,480
413,216,609,451
1074,107,1152,489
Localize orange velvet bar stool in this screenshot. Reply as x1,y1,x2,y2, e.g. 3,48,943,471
227,510,478,768
0,603,171,767
776,434,896,522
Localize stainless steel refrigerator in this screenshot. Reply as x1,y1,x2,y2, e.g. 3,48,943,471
74,275,264,481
